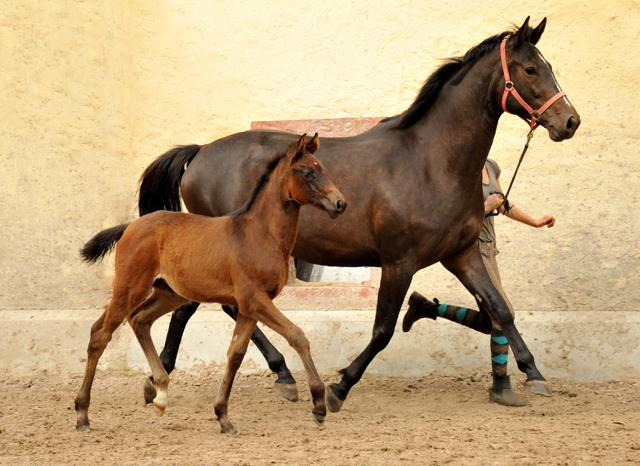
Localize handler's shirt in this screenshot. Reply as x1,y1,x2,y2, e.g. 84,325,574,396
480,158,501,244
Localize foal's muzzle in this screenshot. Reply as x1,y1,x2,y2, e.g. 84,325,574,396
319,193,347,219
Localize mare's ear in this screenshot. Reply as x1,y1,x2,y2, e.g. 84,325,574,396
513,16,530,47
290,133,307,164
305,133,320,154
530,18,546,45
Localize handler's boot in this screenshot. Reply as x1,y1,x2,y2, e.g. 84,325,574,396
402,292,439,332
403,292,493,334
489,374,528,407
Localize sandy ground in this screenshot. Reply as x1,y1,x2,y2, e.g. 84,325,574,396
1,368,639,466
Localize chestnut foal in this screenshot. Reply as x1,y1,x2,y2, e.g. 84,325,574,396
75,134,346,434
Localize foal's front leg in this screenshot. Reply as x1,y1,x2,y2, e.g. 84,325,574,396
239,293,326,425
144,301,297,404
214,313,257,434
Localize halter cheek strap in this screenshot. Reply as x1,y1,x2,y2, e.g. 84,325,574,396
500,39,566,133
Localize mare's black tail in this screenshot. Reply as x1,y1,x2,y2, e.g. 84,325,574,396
138,145,201,216
81,224,130,264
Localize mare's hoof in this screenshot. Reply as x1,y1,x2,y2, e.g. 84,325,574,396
325,385,344,413
274,382,299,402
76,424,90,433
143,377,157,404
526,381,553,397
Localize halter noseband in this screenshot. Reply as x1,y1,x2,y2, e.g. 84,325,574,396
500,39,566,134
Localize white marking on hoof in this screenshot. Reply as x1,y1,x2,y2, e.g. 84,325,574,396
153,390,168,416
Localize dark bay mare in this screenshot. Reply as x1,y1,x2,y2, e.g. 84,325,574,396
138,18,580,412
76,135,346,433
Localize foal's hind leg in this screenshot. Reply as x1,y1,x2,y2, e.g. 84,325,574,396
239,293,326,425
214,313,257,434
75,290,146,431
144,300,200,404
129,281,188,416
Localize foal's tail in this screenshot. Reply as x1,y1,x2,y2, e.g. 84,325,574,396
81,224,130,264
138,145,202,216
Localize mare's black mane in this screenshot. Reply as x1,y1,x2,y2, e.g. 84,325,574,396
384,29,520,129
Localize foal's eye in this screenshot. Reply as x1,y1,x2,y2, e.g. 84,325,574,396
303,171,314,180
525,67,537,76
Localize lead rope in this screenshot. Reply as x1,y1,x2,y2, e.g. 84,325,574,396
485,131,533,218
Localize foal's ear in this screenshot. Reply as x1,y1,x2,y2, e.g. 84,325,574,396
290,133,307,164
513,16,530,47
530,17,547,45
305,133,320,154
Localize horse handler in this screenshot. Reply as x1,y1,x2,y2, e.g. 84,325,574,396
403,158,555,406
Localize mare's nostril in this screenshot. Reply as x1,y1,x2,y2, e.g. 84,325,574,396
567,116,576,131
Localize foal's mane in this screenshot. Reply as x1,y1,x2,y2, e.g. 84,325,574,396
385,29,520,130
231,152,288,218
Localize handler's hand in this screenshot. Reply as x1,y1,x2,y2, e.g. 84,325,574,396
484,193,504,213
534,215,556,228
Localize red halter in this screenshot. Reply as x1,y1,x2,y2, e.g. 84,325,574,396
500,39,566,134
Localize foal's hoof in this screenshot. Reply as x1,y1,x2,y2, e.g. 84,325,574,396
526,381,553,397
143,377,157,404
325,385,345,413
221,427,238,435
153,403,166,416
274,382,299,402
313,413,326,426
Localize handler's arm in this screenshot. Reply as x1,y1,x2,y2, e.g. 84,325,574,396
496,177,556,228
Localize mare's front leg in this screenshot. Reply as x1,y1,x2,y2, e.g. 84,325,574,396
441,247,546,384
214,313,257,434
326,262,414,413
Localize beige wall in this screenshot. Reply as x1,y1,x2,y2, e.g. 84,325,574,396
2,0,639,315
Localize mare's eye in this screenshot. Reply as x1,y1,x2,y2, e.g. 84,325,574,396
525,67,537,76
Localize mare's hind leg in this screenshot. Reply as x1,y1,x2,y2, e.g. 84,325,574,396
239,292,326,425
214,313,257,434
326,262,414,413
129,280,188,416
441,246,546,384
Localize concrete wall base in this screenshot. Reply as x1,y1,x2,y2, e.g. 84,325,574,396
2,307,639,382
